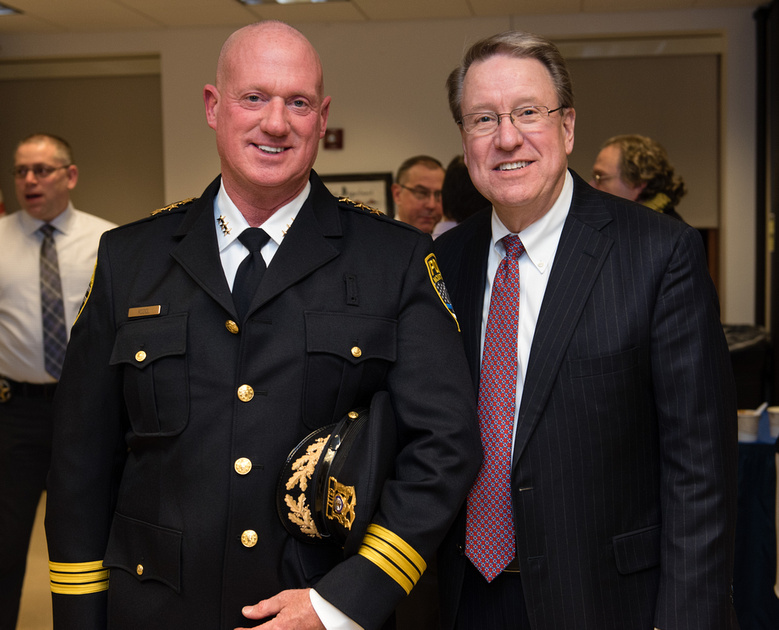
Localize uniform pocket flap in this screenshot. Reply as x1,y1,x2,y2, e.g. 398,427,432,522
110,313,187,368
612,524,661,575
103,512,183,592
305,311,397,364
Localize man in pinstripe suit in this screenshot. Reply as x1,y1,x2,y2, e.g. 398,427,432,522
435,31,739,629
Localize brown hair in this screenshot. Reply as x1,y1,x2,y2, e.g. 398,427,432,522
604,134,686,206
446,30,574,123
395,155,444,185
17,133,74,165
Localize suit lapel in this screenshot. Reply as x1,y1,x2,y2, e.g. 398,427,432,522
170,177,236,315
456,212,491,388
512,173,614,466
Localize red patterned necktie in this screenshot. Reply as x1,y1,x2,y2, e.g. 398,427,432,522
465,234,525,582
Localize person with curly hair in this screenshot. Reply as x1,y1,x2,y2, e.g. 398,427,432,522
590,134,686,221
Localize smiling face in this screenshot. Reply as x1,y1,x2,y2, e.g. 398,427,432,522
204,23,330,216
14,138,78,223
460,54,575,232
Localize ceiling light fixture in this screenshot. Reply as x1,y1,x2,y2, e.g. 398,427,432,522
237,0,345,5
0,2,21,16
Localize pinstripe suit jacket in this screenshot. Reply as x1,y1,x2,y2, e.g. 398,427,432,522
435,171,739,630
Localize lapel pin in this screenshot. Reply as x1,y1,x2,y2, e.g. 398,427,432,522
217,215,231,235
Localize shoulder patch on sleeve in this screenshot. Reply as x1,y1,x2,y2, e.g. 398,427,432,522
425,253,460,332
73,259,97,325
150,197,196,216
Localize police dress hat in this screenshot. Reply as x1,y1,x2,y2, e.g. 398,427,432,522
277,391,397,554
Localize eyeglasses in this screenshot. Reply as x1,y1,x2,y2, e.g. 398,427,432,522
459,105,565,136
399,184,442,203
11,164,71,179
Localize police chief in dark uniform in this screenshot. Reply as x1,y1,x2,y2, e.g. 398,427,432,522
45,21,480,630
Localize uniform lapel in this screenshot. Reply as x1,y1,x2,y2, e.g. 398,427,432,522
512,173,614,467
251,172,342,312
170,177,236,315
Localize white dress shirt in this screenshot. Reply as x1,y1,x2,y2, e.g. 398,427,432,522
0,203,115,383
480,170,573,446
213,181,364,630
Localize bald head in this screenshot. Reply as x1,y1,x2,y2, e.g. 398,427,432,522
216,21,325,99
203,20,331,221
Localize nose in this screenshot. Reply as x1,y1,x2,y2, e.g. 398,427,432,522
424,193,439,209
260,98,291,135
494,115,524,151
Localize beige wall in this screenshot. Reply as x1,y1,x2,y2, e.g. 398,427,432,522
0,73,163,225
0,8,757,324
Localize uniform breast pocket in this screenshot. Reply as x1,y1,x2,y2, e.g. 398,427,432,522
303,311,397,429
109,313,189,436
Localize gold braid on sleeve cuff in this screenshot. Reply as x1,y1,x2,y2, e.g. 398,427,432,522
49,560,109,595
357,524,426,595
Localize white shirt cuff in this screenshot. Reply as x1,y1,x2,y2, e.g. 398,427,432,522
309,588,364,630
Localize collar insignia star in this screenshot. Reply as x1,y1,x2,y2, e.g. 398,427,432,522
217,215,231,235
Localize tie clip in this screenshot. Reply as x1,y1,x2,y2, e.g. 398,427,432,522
128,305,162,318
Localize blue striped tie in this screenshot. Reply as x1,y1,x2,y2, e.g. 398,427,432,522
39,224,68,380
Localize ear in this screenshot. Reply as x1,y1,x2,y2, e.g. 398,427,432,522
630,182,648,202
66,164,79,191
204,84,220,131
318,96,331,138
391,182,402,204
461,129,470,168
562,107,576,156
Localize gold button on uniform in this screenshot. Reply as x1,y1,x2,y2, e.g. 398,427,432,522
348,411,358,419
237,385,254,402
135,350,147,362
225,320,239,335
136,564,144,575
234,458,252,475
351,346,362,358
241,530,258,548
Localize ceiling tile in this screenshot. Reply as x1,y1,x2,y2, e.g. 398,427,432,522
584,0,694,12
0,0,765,34
471,0,582,16
119,0,257,27
351,0,472,21
245,2,366,23
0,13,60,33
5,0,162,31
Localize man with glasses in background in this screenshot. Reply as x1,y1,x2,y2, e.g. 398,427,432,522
0,133,115,630
435,31,739,629
391,155,445,233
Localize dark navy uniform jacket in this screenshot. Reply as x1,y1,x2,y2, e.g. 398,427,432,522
45,172,481,630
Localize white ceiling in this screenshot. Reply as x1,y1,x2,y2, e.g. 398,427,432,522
0,0,763,35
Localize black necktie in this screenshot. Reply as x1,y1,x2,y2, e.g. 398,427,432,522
233,228,270,319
